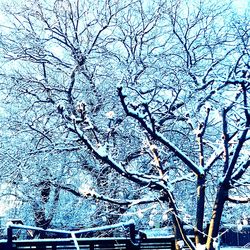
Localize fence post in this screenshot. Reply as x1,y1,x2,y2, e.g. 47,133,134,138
90,242,94,250
129,223,136,244
6,226,13,250
127,223,139,250
171,237,176,250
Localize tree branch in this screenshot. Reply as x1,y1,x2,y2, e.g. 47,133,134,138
53,182,163,207
118,86,204,177
227,196,250,204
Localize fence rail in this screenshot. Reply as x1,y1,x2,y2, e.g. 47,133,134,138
0,237,175,250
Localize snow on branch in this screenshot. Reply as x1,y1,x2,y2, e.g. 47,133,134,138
118,86,204,177
222,108,230,174
231,159,250,183
53,182,163,207
204,131,238,172
227,196,250,204
169,173,195,185
67,122,169,191
224,120,250,183
196,107,210,169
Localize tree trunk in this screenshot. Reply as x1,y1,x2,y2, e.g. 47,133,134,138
167,198,195,250
172,211,195,250
205,185,228,250
161,190,195,249
195,176,206,245
33,180,53,236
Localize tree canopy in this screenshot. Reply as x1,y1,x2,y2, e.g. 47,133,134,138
0,0,249,249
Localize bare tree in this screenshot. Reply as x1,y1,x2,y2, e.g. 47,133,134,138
0,0,249,249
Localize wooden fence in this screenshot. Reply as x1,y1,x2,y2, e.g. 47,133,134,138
0,237,176,250
1,222,249,249
0,221,176,250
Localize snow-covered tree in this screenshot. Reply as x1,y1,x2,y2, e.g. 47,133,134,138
0,0,249,249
